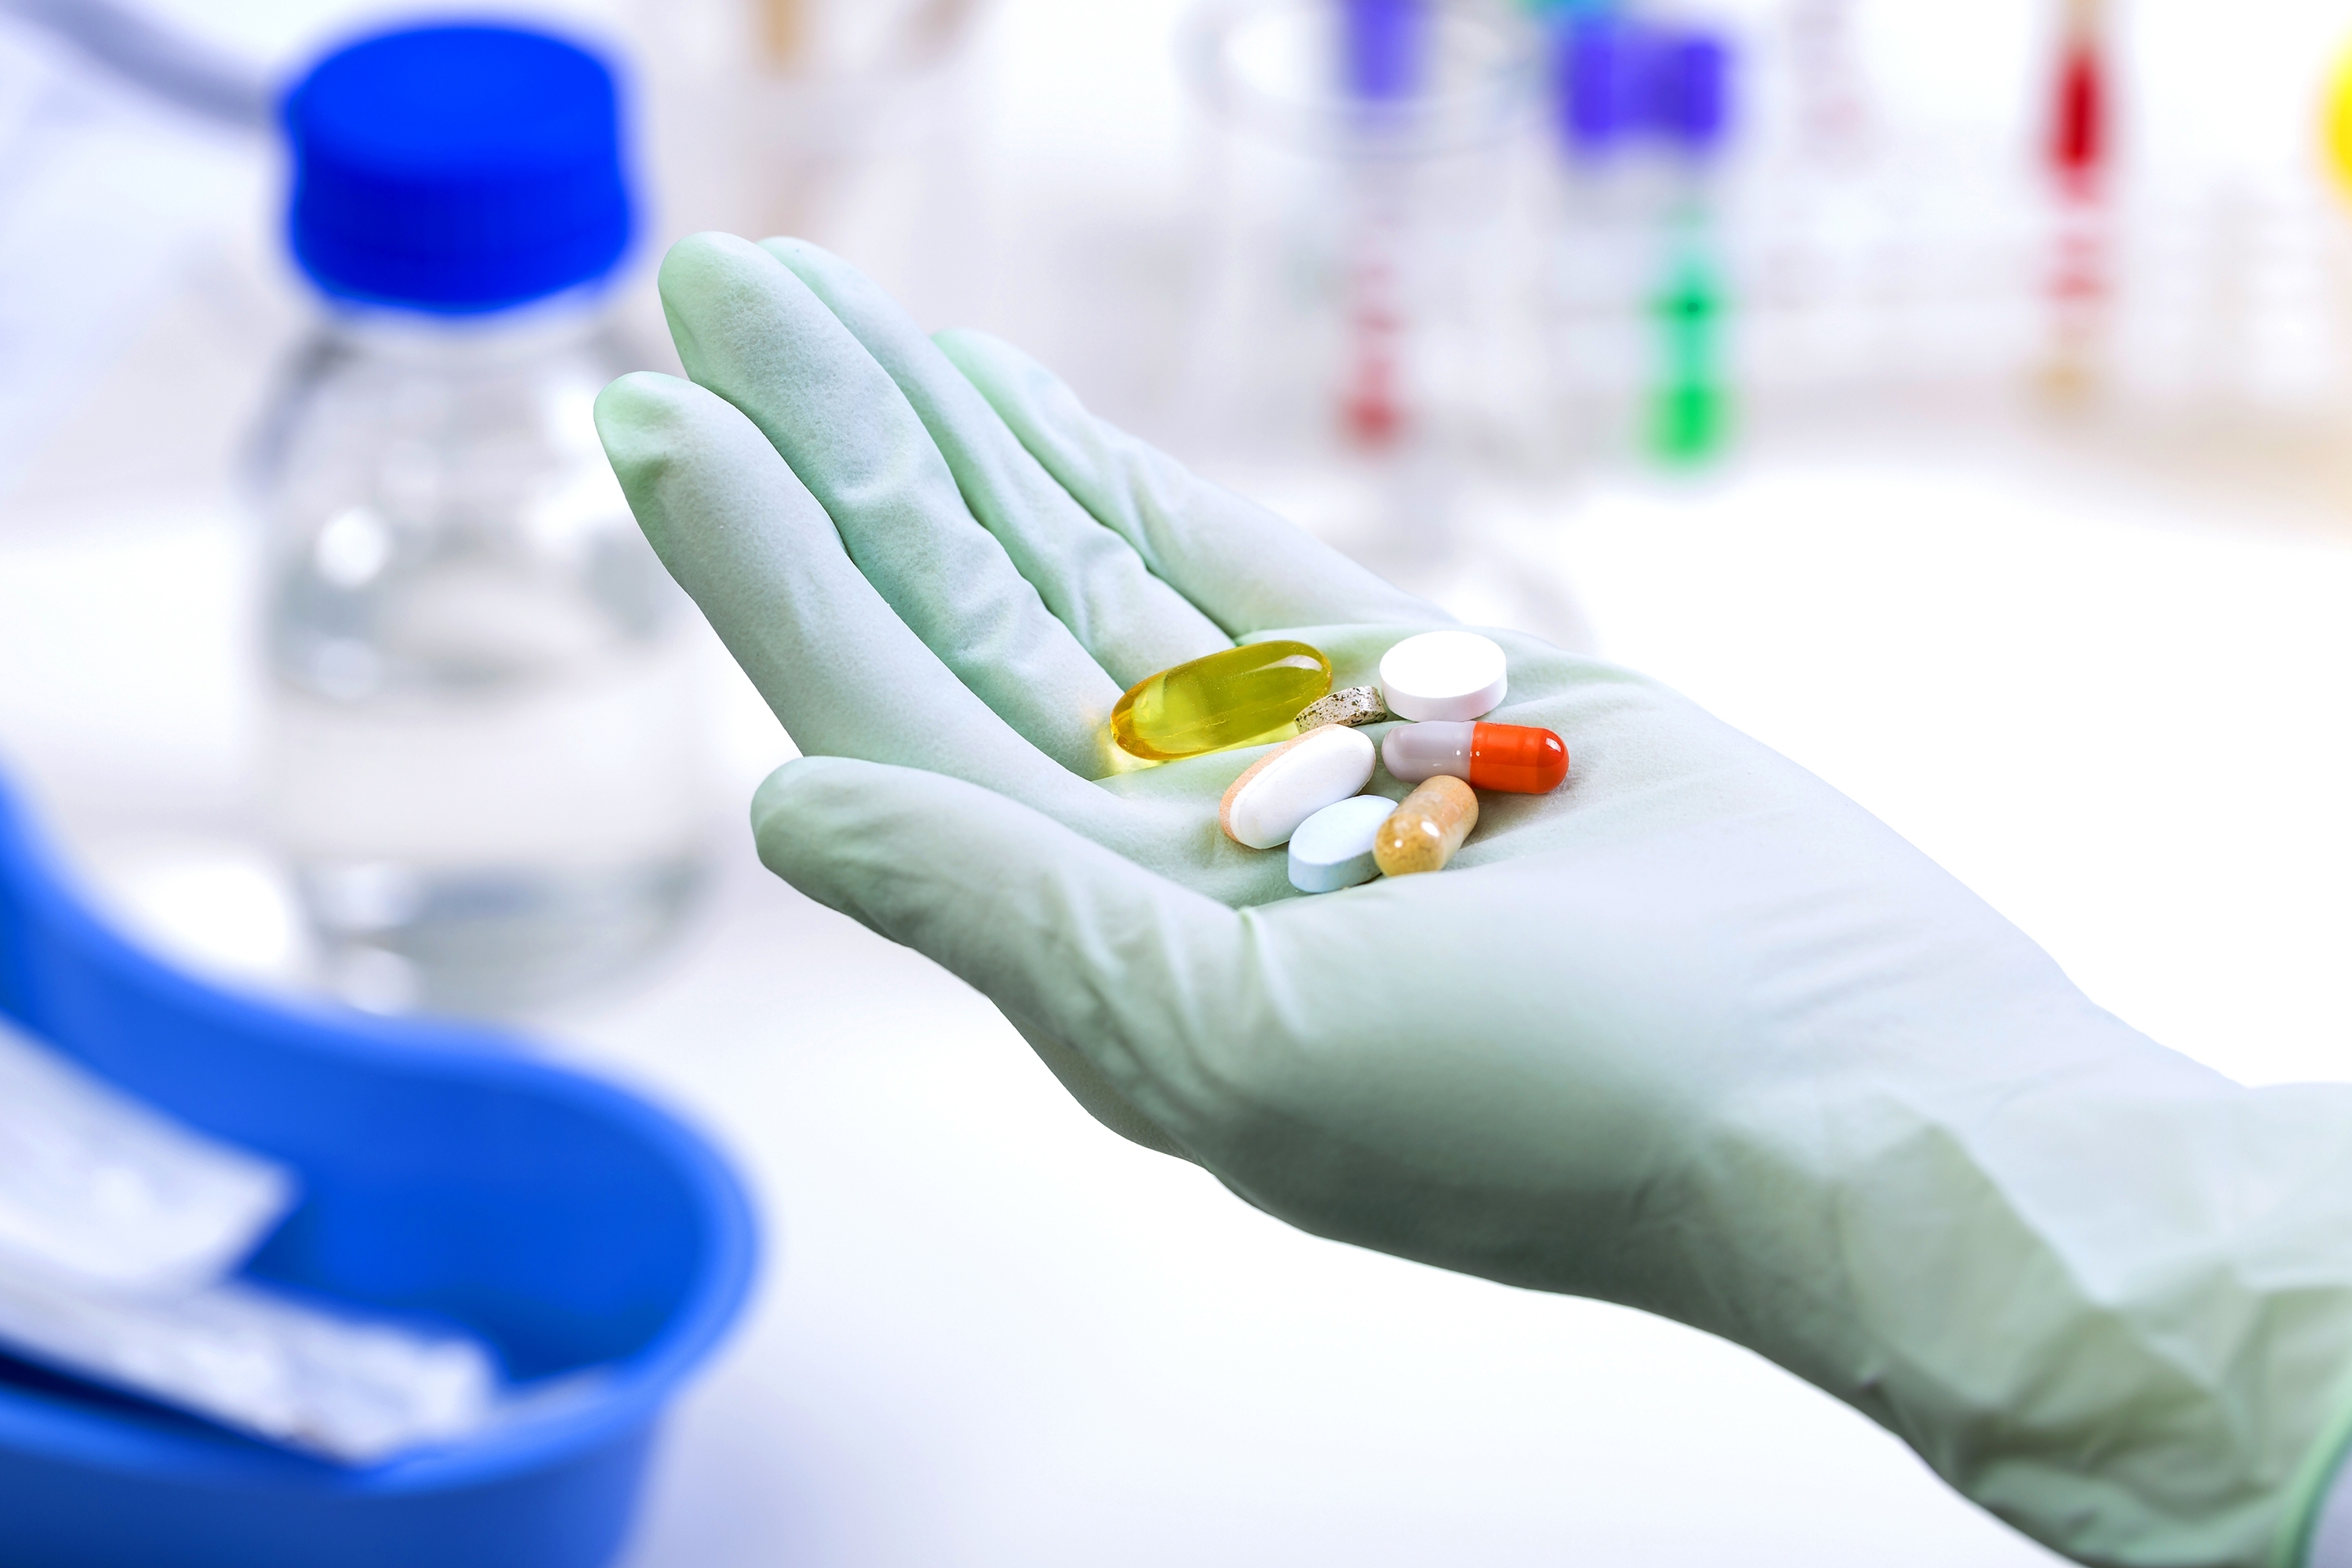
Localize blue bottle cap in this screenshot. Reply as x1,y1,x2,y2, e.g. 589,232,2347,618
283,24,632,314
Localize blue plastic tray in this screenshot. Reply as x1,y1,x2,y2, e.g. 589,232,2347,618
0,775,757,1568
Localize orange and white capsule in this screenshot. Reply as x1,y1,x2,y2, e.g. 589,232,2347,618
1381,720,1568,794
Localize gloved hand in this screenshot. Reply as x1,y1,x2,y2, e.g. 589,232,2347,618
597,232,2352,1568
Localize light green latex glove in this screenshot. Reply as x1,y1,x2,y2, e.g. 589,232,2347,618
597,232,2352,1568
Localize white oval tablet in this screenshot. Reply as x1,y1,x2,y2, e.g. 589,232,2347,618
1287,795,1398,893
1378,630,1508,722
1219,724,1377,850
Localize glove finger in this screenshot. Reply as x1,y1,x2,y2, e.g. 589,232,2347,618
762,238,1231,689
597,379,1368,913
752,755,1263,1158
657,232,1120,779
598,371,1095,805
935,327,1447,637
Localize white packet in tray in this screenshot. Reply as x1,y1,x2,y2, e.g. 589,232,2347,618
0,1014,294,1294
0,1268,498,1463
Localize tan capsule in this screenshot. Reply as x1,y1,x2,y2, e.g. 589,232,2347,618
1374,775,1479,877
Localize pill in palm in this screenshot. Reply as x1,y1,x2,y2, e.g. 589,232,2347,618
1220,724,1377,850
1383,720,1570,794
1294,684,1389,732
1112,641,1333,760
1286,795,1399,893
1377,630,1507,722
1374,775,1479,877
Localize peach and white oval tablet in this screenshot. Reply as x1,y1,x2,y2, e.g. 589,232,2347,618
1378,630,1507,722
1219,724,1377,850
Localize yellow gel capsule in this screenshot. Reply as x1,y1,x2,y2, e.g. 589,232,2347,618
1109,641,1333,761
1374,775,1479,877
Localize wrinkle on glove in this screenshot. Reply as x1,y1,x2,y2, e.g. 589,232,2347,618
606,231,2352,1568
762,238,1232,686
656,233,1123,775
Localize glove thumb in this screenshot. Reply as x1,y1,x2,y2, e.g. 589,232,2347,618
751,757,1247,1160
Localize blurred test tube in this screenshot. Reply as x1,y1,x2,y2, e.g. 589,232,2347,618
1645,25,1733,464
1539,7,1737,465
1783,0,1867,165
1540,6,1646,457
2323,42,2352,495
625,0,985,319
2039,0,2111,402
1178,0,1539,539
1337,0,1425,447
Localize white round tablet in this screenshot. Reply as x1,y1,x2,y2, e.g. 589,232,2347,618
1287,794,1398,894
1378,631,1508,722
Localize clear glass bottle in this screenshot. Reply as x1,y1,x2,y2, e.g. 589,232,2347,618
256,306,704,1015
260,25,706,1014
